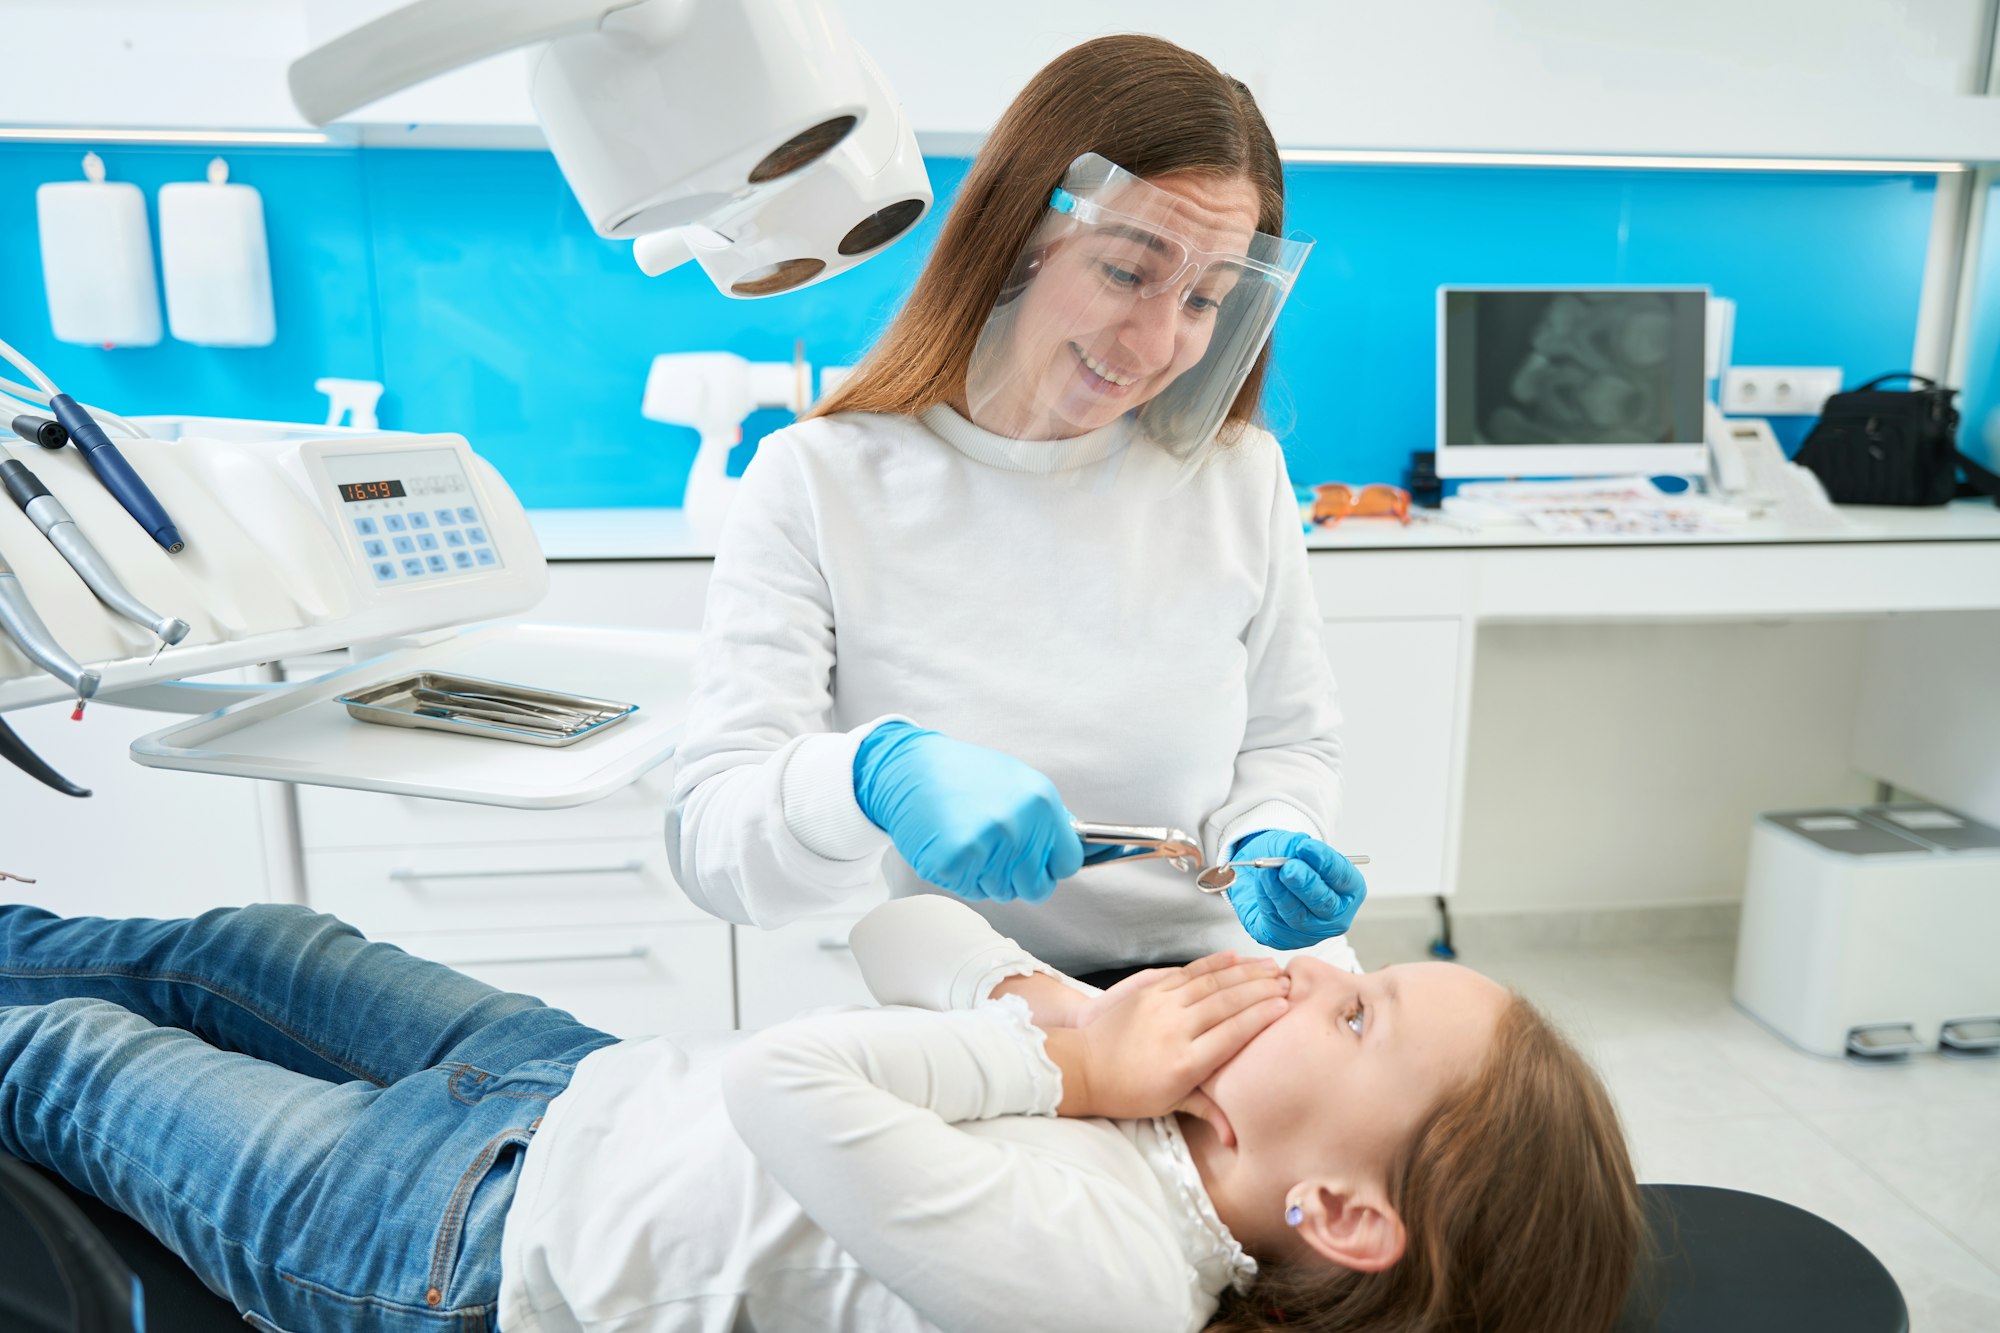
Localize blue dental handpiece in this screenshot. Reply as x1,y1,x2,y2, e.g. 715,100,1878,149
45,394,184,553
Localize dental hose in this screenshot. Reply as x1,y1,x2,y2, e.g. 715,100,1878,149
0,714,88,797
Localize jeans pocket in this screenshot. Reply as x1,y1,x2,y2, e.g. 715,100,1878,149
431,1127,532,1311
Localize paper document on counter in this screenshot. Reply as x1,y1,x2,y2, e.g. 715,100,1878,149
1443,477,1749,536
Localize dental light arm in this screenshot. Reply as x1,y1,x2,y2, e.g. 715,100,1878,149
288,0,930,297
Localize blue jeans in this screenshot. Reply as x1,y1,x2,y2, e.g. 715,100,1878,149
0,902,617,1333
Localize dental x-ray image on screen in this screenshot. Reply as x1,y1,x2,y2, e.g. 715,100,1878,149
1438,287,1709,477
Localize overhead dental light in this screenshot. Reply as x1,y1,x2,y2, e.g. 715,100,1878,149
288,0,931,297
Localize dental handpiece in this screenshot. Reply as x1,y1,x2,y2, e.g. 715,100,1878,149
0,540,101,701
45,393,185,554
0,460,190,646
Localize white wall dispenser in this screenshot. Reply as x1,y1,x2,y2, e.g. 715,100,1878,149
158,158,277,348
36,153,163,349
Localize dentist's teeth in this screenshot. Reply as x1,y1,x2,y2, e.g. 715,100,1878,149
1078,348,1137,387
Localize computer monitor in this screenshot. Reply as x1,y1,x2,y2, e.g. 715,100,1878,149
1436,286,1710,479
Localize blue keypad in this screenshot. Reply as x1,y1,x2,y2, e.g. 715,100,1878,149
372,561,397,582
408,512,429,530
383,514,408,533
425,554,447,573
362,539,387,558
353,517,379,536
401,557,425,577
452,550,474,570
417,533,439,552
435,509,457,526
465,526,487,545
457,507,478,524
473,547,496,567
393,536,415,555
444,530,466,548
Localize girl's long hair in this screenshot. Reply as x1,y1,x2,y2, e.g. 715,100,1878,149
1208,998,1644,1333
807,33,1284,436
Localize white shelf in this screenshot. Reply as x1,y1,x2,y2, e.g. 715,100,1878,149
131,622,695,808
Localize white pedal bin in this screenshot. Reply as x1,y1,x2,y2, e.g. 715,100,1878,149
1733,804,2000,1058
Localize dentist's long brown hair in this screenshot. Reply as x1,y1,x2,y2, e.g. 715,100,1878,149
807,33,1285,434
1209,998,1646,1333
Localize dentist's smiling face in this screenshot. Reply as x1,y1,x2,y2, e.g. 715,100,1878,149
998,172,1261,438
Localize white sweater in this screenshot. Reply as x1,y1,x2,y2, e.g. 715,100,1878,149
668,406,1344,975
496,896,1257,1333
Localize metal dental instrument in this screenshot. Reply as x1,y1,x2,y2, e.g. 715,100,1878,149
1,459,190,650
408,686,598,728
0,536,101,706
1195,854,1372,894
1072,821,1203,872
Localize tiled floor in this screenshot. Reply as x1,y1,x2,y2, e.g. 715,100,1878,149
1362,933,2000,1332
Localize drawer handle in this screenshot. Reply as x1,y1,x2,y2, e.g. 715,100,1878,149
816,938,852,952
446,946,652,968
389,860,647,883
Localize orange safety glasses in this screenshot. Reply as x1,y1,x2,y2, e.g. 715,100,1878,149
1309,482,1411,526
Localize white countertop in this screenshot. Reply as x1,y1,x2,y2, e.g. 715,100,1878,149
526,498,2000,562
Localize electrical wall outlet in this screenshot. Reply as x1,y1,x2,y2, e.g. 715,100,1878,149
1722,366,1845,416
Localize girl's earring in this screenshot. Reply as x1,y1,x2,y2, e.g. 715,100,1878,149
1284,1203,1304,1227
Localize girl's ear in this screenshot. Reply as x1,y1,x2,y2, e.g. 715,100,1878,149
1289,1180,1406,1273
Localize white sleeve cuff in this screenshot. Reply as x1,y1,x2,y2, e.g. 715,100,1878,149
778,718,902,862
1215,798,1326,861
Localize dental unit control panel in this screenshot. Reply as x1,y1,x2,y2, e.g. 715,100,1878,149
0,419,547,716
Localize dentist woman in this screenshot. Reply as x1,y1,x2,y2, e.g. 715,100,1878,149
669,34,1365,984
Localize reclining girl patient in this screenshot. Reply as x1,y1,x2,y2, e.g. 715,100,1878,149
0,897,1639,1333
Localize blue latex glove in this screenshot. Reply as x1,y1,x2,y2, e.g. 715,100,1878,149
853,721,1084,903
1225,829,1367,950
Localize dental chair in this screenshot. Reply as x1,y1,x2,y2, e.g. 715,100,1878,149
2,1154,1906,1332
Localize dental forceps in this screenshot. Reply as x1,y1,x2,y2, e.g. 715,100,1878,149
1072,821,1202,872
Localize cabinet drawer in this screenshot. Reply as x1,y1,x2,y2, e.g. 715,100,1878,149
304,837,702,935
297,768,672,851
734,912,879,1030
399,921,733,1039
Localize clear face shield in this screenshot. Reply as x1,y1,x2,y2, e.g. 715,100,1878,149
964,153,1312,469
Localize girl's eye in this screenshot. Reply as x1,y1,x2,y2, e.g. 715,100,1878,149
1185,292,1223,314
1346,1002,1365,1037
1098,264,1142,288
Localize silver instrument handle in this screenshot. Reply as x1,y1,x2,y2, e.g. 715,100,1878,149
36,504,190,644
389,859,647,882
0,570,100,697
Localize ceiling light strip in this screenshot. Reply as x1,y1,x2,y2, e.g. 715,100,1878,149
0,128,332,146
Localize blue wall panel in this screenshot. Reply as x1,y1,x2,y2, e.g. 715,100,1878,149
0,143,1941,505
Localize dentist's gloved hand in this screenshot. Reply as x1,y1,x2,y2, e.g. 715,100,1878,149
1224,829,1367,950
853,720,1085,903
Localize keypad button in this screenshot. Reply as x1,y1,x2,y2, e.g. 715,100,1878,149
435,510,457,526
373,562,397,582
408,512,430,530
353,517,379,536
362,539,387,558
444,530,466,548
457,507,478,524
417,533,439,551
401,557,425,577
452,550,474,569
383,514,408,533
425,554,448,573
393,536,416,555
473,548,496,566
465,527,487,544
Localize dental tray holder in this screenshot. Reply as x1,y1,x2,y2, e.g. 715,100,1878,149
340,670,637,748
130,622,693,808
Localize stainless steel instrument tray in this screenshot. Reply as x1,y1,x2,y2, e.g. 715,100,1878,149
338,670,637,748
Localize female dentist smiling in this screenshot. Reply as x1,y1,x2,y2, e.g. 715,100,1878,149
667,34,1366,983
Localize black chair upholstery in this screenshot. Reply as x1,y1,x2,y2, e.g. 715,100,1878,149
0,1155,240,1332
2,1156,1907,1333
1618,1183,1907,1332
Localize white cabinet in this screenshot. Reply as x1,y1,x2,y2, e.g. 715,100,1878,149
733,911,880,1030
1318,618,1467,900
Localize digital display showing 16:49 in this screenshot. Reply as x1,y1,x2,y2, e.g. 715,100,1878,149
337,479,407,503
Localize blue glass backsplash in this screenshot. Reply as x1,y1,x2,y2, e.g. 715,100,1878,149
0,144,1942,506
